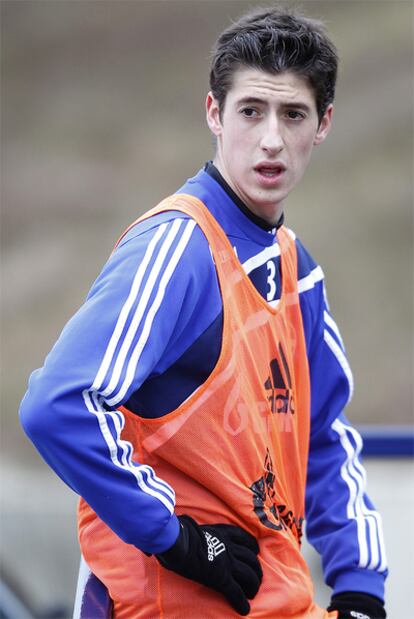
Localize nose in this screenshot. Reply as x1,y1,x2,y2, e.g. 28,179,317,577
260,115,284,154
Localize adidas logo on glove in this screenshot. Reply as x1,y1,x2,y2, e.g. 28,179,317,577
204,531,226,561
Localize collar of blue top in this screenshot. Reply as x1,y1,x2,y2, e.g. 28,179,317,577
204,161,284,233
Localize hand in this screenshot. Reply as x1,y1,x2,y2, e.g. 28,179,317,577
155,514,263,616
327,592,386,619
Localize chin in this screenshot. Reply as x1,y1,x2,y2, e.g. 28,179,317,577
255,193,286,210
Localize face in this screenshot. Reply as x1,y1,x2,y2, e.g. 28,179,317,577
206,67,333,225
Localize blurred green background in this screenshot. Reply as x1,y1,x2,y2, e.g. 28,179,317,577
1,0,413,615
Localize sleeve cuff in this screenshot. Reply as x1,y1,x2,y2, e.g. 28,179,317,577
332,568,386,604
135,512,180,555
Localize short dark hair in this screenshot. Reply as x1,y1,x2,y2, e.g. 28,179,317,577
210,5,338,121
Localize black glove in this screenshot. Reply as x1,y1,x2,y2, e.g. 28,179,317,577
155,514,262,616
327,592,386,619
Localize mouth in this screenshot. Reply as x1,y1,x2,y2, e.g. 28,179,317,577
254,163,286,183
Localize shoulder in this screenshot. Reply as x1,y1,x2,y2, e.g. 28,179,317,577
285,228,325,293
118,210,194,247
286,229,322,281
114,209,211,260
102,209,216,301
285,229,326,346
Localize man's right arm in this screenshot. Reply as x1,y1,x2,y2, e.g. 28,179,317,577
19,212,214,554
20,209,264,614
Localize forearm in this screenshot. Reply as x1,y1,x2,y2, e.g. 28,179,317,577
306,415,387,601
20,382,180,552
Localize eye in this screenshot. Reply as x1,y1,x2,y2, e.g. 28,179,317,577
240,107,259,118
285,110,306,121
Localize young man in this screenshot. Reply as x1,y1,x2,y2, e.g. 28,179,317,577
20,6,388,618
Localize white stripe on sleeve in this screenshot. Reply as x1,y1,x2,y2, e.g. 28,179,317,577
324,310,345,350
342,422,388,572
101,218,185,399
82,389,176,512
324,329,354,404
81,218,203,515
107,219,197,407
92,222,169,392
298,265,324,293
80,218,197,513
332,418,370,567
332,419,388,572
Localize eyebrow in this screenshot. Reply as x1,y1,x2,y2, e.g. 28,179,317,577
236,96,267,106
236,96,312,112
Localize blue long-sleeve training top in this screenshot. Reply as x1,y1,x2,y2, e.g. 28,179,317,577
20,163,387,600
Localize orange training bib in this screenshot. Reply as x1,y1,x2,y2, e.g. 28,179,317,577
78,195,334,619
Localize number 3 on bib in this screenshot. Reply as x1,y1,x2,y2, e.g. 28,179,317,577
266,260,277,301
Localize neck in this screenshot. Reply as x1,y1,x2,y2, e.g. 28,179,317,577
205,161,284,232
212,157,284,227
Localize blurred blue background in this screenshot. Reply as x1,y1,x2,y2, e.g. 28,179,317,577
1,1,413,617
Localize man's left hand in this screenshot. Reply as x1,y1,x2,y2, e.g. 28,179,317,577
327,592,386,619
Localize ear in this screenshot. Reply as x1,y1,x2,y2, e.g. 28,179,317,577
206,92,223,137
314,104,333,146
